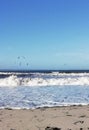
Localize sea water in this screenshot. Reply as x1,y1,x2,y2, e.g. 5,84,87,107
0,70,89,109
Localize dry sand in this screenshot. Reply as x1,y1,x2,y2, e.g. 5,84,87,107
0,105,89,130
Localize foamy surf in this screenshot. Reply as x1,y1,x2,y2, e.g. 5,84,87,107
0,71,89,109
0,72,89,87
0,85,89,109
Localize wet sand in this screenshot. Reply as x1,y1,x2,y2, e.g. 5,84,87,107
0,105,89,130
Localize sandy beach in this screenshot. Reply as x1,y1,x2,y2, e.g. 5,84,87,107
0,105,89,130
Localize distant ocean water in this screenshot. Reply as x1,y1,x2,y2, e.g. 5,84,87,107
0,70,89,109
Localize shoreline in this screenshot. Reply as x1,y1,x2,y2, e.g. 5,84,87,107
0,105,89,130
0,104,89,110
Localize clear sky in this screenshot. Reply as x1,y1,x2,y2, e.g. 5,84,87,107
0,0,89,70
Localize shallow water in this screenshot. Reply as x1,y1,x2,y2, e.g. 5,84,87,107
0,85,89,109
0,71,89,109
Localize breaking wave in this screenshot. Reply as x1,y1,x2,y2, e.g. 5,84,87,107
0,71,89,108
0,72,89,87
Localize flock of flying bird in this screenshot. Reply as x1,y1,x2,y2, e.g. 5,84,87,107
17,56,29,67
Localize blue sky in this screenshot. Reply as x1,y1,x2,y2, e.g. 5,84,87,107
0,0,89,70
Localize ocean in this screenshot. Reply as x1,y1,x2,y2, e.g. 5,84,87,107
0,70,89,109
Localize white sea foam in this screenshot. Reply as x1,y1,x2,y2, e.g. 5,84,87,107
0,72,89,87
0,84,89,109
0,71,89,108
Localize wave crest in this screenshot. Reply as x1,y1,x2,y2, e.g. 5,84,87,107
0,72,89,87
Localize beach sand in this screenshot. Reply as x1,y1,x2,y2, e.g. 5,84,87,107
0,105,89,130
